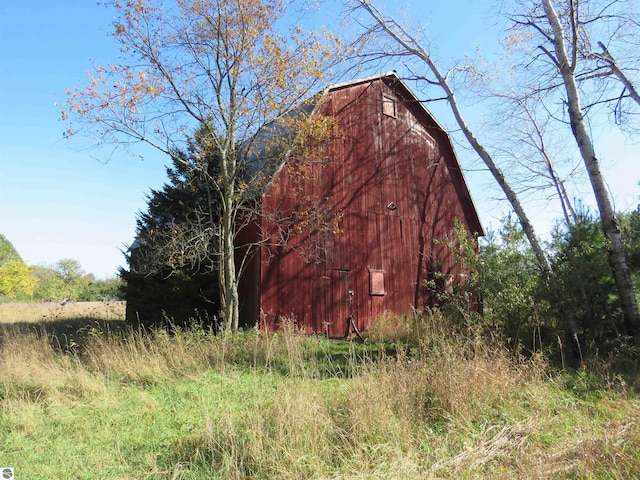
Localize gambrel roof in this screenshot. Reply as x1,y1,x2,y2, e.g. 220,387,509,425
308,71,483,235
247,72,482,235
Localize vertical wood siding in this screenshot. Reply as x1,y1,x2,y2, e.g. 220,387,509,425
241,76,480,334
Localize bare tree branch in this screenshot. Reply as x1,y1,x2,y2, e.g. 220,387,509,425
349,0,553,274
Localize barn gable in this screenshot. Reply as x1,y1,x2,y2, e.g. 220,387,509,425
240,72,483,335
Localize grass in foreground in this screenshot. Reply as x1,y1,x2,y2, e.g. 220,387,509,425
0,304,639,479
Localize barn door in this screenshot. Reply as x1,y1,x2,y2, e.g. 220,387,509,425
321,269,352,337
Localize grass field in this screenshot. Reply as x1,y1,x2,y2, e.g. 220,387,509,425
1,302,639,479
0,300,125,326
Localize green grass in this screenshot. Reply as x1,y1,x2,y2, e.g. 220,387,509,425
2,370,314,478
1,304,640,478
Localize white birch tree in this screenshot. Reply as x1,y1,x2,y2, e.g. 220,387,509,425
347,0,554,275
510,0,640,339
347,0,640,341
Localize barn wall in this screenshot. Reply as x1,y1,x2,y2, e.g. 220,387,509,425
256,78,477,334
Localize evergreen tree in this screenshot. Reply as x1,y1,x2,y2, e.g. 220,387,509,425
124,129,223,327
621,208,640,273
0,234,22,266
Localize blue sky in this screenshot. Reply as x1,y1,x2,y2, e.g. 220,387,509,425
1,1,168,278
0,0,638,279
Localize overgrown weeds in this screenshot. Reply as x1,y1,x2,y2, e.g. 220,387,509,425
1,303,639,478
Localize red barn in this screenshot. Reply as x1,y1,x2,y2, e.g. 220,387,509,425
238,72,483,336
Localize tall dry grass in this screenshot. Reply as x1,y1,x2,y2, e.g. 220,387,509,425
0,329,106,404
0,300,125,324
1,303,639,478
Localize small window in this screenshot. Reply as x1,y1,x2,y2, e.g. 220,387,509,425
382,94,397,118
369,269,386,296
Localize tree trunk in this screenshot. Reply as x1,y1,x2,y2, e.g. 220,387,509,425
221,204,239,332
593,42,640,109
542,0,640,339
451,107,553,276
221,152,240,332
354,0,553,276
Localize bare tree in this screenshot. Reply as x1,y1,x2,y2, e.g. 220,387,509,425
488,93,580,228
590,42,640,107
510,0,640,337
587,41,640,130
64,0,341,332
347,0,553,274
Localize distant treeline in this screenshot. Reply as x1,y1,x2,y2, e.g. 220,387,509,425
0,235,124,303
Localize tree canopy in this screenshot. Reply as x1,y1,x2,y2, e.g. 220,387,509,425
0,234,22,266
65,0,342,331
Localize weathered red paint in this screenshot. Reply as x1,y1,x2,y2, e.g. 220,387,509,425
239,73,483,335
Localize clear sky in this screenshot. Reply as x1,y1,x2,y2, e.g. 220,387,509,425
1,0,638,279
1,1,168,279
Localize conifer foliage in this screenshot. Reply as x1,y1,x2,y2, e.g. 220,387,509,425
124,130,222,327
